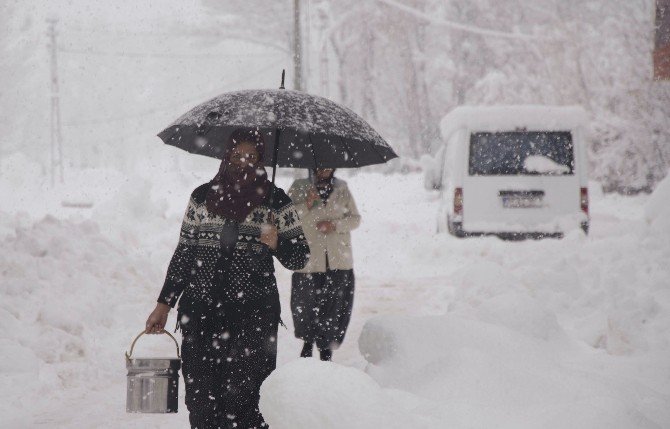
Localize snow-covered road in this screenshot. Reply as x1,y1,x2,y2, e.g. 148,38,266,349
1,166,669,428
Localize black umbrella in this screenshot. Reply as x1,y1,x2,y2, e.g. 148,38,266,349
157,73,398,182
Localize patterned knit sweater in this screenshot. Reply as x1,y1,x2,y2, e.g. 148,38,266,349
157,182,309,317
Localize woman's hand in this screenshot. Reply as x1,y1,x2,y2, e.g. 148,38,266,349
306,188,319,210
260,223,278,250
317,221,336,234
145,303,170,334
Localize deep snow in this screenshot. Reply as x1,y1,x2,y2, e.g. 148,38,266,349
0,155,669,428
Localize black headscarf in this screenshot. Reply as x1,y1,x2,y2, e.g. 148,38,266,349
205,129,271,222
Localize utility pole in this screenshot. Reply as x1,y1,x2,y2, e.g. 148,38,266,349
316,2,330,97
304,0,311,91
47,18,64,186
319,45,329,97
293,0,303,91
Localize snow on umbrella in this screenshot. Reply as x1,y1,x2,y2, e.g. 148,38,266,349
157,77,397,173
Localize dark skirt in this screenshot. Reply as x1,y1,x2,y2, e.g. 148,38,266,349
290,269,355,350
179,300,278,429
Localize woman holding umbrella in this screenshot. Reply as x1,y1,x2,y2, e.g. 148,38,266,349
288,168,360,361
144,128,309,429
142,79,395,425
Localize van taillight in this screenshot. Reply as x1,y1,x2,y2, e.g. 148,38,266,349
580,187,589,215
454,188,463,215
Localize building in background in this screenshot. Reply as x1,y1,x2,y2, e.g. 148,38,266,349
656,0,670,80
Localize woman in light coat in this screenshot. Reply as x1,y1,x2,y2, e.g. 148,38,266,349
288,169,360,361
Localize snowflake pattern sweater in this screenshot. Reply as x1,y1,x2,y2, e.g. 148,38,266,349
157,182,309,316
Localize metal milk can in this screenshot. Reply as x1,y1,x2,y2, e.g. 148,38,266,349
125,329,181,413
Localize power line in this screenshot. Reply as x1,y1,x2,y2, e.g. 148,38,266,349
58,47,285,59
64,28,226,38
377,0,559,42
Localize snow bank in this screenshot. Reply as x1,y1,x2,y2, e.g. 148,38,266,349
0,149,203,223
259,359,441,429
421,146,446,190
358,297,568,385
358,312,668,428
645,174,670,233
0,151,142,219
0,213,188,427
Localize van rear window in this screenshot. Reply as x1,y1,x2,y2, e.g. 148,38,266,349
469,131,574,176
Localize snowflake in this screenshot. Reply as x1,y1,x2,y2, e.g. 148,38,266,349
186,206,197,220
251,211,265,224
282,211,296,227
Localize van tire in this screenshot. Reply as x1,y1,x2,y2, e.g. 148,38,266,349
581,221,589,235
448,220,466,238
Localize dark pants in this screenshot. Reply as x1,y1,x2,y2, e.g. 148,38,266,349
180,306,278,429
290,269,355,350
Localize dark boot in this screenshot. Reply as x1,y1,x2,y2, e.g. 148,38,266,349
319,348,332,361
300,341,313,358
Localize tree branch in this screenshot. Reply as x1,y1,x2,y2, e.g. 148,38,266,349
376,0,560,42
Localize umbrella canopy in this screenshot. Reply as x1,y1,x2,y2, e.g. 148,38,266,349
157,89,397,169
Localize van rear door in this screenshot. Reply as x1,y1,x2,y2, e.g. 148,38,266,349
462,131,581,233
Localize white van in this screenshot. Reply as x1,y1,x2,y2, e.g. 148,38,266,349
435,106,589,238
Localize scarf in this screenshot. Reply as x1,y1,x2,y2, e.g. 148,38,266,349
312,170,335,204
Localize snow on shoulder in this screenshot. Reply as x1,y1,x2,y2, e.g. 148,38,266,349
440,105,588,140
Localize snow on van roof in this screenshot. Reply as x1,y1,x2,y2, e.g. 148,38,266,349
440,105,587,140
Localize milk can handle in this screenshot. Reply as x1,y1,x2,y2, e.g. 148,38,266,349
125,329,181,361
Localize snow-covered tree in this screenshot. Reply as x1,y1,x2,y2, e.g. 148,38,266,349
306,0,670,191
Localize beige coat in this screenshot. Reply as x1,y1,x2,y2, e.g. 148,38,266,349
288,178,361,273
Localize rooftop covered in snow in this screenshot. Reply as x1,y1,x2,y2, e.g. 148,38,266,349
440,105,588,141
